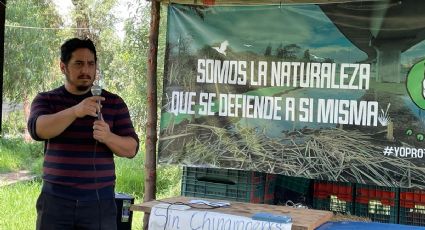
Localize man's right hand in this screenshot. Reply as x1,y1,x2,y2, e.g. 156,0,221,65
73,96,105,118
35,96,105,139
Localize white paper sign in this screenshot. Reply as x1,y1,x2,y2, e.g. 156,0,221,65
148,203,292,230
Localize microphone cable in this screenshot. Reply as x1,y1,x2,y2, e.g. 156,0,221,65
91,83,102,230
92,123,101,230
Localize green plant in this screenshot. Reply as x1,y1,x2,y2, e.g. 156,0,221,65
2,110,26,137
156,165,181,199
0,179,41,230
115,153,145,200
0,137,43,174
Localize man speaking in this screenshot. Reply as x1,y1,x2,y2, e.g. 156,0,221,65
27,38,139,230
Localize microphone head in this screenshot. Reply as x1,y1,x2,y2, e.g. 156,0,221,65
91,84,102,96
92,69,103,96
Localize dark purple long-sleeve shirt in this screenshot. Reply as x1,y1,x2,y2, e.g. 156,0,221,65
28,85,139,201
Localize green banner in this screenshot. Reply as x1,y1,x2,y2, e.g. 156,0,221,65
159,2,425,188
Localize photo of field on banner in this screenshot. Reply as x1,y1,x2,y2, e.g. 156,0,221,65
158,2,425,189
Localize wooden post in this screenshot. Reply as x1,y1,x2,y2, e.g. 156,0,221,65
0,0,6,134
143,0,160,229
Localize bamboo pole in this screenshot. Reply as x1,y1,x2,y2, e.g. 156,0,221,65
143,0,160,229
0,0,6,134
386,121,394,141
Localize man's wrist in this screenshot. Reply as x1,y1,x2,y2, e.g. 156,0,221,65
70,105,80,118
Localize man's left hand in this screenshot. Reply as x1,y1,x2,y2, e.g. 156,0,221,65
93,119,111,143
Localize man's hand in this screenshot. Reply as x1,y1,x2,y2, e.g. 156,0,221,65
73,96,104,118
35,96,105,139
93,119,111,143
92,117,138,158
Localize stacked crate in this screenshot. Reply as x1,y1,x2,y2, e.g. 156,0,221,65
274,175,313,207
313,180,354,214
181,166,266,203
264,173,278,204
399,188,425,226
180,167,425,227
354,184,399,223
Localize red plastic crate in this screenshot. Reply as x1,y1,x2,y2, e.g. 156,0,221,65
354,184,398,223
313,181,353,202
313,180,354,214
400,189,425,208
399,188,425,226
356,187,397,206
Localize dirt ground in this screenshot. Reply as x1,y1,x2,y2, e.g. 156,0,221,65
0,170,36,187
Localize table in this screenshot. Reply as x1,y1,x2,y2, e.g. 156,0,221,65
131,196,333,230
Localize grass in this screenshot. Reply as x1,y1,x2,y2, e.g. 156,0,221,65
0,179,41,230
0,138,182,230
0,138,44,174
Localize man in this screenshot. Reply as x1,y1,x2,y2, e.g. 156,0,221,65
27,38,139,230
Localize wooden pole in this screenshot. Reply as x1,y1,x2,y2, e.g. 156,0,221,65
143,0,160,229
0,0,6,134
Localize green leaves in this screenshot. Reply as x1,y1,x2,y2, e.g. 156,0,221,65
4,0,62,102
3,0,166,135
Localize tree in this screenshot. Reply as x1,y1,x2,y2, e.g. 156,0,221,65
4,0,62,139
276,43,284,59
264,43,272,56
3,0,156,137
283,43,301,60
69,0,150,133
324,57,334,63
116,2,154,134
70,0,118,67
69,0,155,134
72,0,91,39
303,49,311,62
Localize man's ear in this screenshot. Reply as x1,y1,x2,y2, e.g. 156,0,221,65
60,62,66,74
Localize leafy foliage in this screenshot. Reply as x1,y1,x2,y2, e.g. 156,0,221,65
115,3,168,135
0,3,178,229
0,137,43,173
4,0,63,103
3,0,169,136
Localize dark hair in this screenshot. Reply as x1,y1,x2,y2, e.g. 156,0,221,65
60,38,97,64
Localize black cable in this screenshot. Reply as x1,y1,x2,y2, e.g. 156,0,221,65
160,201,224,209
160,201,224,230
93,139,101,230
91,79,103,229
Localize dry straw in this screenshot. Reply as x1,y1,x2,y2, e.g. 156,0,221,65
160,124,425,188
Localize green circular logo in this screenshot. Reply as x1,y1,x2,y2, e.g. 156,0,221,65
406,59,425,109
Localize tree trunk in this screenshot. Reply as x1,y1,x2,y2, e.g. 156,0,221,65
72,0,92,39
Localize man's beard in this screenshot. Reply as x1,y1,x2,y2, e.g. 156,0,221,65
76,85,90,92
65,74,91,92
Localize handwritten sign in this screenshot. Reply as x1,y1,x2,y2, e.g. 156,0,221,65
148,204,292,230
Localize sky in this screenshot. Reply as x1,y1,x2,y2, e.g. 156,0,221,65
53,0,73,18
168,4,367,63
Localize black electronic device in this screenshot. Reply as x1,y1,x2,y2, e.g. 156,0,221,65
115,192,134,230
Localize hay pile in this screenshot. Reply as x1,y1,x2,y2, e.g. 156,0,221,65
160,124,425,188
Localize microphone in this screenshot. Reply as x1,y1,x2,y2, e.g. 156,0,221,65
91,84,102,96
91,70,103,119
